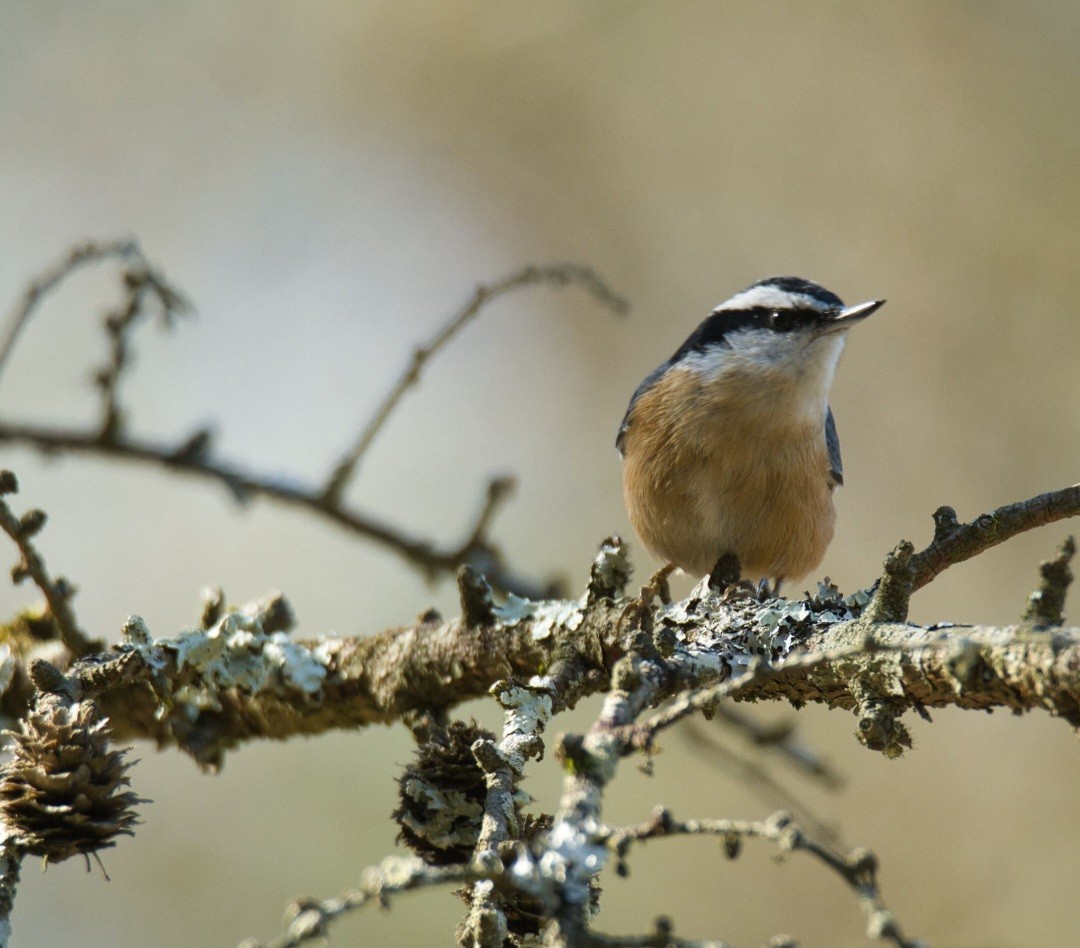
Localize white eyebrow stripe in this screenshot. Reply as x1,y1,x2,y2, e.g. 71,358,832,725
715,285,831,312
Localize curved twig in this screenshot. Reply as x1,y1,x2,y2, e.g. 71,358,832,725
602,807,920,948
0,240,140,379
909,485,1080,592
319,264,629,506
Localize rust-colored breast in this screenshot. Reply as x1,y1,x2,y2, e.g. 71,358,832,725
620,366,836,580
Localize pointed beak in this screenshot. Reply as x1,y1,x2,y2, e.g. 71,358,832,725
832,298,886,327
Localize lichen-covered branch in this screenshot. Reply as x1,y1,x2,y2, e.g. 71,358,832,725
1023,535,1075,626
460,680,552,947
0,530,1072,775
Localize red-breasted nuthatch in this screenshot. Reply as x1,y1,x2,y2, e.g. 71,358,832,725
617,276,884,588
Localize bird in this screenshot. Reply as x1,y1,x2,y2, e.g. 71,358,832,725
616,276,884,591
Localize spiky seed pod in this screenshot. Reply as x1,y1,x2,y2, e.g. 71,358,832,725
394,720,494,866
0,696,145,864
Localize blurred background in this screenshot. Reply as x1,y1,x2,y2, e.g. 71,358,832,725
1,3,1079,945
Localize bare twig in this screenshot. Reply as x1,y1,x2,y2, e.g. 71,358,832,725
91,261,189,441
0,470,99,657
0,240,140,380
319,264,628,506
242,857,478,948
680,722,841,844
709,704,843,789
602,807,922,948
0,422,550,598
0,247,628,598
909,485,1080,593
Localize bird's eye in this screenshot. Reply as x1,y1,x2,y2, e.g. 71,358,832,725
770,310,797,332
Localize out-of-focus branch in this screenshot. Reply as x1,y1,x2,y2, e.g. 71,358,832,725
320,263,629,507
679,722,841,844
91,259,189,442
0,471,100,658
0,838,21,948
0,424,548,597
709,704,844,788
602,807,922,948
0,239,142,379
240,857,480,948
0,245,626,598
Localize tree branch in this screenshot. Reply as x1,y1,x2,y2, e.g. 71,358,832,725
602,807,921,947
319,263,628,507
0,245,627,598
909,485,1080,593
240,857,479,948
0,239,142,380
0,424,548,597
0,471,100,657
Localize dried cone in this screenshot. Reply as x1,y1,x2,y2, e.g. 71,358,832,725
0,696,144,864
394,720,493,866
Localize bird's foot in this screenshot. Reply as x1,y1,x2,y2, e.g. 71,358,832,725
754,577,784,601
641,563,676,606
707,552,742,594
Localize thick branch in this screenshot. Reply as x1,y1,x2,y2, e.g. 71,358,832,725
17,577,1080,772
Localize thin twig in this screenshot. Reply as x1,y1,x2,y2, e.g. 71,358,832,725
0,422,550,598
710,704,844,788
0,470,100,658
602,807,922,948
320,263,628,506
909,485,1080,593
680,722,842,845
0,240,140,380
242,857,478,948
92,262,189,441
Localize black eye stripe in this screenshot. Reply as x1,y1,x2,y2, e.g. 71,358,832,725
669,305,830,360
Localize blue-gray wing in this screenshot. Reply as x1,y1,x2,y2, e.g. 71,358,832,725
616,362,669,456
825,405,843,486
